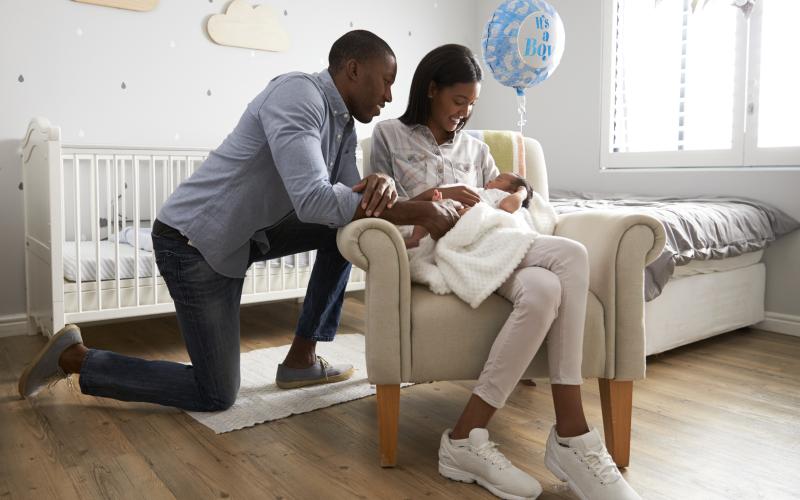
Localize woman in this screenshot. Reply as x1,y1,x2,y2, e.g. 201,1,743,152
370,44,641,500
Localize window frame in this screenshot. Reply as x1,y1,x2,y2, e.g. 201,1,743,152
599,0,800,170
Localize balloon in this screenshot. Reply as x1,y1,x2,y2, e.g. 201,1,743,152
481,0,565,96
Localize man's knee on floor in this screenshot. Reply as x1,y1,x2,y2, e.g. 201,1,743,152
199,378,239,411
203,390,237,411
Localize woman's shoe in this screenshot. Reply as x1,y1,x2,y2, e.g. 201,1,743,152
545,426,641,500
438,428,542,500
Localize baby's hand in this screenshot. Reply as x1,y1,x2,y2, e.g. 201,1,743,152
432,189,443,202
404,238,421,249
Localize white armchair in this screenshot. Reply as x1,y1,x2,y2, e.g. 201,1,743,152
338,133,665,467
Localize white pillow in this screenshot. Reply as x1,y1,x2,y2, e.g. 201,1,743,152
110,226,154,252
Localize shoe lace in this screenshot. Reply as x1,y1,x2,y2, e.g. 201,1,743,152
317,356,331,379
582,444,621,484
45,367,72,393
475,441,513,470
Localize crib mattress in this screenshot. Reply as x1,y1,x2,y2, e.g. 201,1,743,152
63,241,155,282
63,241,312,283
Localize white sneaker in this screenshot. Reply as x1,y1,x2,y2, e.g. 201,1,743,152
438,428,542,500
545,427,641,500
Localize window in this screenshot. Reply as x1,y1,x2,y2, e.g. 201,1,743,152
600,0,800,168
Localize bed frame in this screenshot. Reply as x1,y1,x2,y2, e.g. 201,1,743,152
21,117,365,337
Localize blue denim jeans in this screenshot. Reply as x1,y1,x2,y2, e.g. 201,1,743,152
78,214,352,411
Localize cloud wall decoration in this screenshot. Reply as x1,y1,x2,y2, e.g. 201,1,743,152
207,0,289,52
72,0,158,12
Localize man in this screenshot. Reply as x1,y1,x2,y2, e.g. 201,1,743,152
18,30,459,411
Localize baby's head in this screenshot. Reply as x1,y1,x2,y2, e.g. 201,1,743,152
485,172,533,208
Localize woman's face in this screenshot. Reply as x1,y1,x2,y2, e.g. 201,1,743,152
427,81,481,139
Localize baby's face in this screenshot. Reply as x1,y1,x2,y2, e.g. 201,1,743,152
485,173,517,193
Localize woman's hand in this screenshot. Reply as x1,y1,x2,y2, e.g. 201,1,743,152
352,173,398,217
437,185,481,207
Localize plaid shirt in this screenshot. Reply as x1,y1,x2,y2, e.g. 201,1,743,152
369,119,499,200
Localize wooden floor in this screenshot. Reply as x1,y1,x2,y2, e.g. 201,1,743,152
1,298,799,500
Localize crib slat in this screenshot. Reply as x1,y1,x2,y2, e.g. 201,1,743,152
295,253,300,289
74,155,82,312
114,156,121,308
267,257,272,292
104,157,112,310
93,155,101,310
133,157,141,307
168,157,176,195
151,156,158,304
281,256,286,291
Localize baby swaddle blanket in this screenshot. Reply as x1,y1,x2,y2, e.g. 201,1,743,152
408,203,531,308
408,192,557,308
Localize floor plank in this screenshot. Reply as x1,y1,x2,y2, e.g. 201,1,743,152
1,299,799,499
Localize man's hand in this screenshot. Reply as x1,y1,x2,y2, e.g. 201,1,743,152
352,173,398,217
422,200,461,240
437,185,481,207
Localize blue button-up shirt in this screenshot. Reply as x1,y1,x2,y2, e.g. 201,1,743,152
158,69,361,278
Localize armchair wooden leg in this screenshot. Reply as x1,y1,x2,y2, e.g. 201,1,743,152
598,378,633,468
376,384,400,467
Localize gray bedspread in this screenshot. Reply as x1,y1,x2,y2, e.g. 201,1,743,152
549,190,800,301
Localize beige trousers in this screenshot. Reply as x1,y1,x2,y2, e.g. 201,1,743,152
472,235,589,409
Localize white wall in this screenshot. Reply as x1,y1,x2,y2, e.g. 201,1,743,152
471,0,800,326
0,0,478,320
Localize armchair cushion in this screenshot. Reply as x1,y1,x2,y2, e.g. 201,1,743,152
408,286,606,382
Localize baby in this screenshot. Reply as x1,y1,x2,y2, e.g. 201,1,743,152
405,172,533,249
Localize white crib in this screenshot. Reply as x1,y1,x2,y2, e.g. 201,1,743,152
21,118,365,337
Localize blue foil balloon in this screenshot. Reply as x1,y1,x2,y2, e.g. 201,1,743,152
482,0,566,97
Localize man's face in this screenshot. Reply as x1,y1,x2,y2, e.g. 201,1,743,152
351,54,397,123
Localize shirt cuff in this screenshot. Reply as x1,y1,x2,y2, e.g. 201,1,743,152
331,183,362,227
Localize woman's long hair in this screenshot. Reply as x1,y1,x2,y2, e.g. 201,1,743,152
399,44,483,133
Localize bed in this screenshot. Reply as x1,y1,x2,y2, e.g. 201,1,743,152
550,190,799,355
21,117,365,337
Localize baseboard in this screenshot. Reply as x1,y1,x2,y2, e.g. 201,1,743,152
0,314,30,338
755,312,800,337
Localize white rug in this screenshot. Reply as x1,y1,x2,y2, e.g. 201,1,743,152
186,333,394,434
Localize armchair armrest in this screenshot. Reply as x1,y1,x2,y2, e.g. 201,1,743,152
554,211,665,380
337,218,412,384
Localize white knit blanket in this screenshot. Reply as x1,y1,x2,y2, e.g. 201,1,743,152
407,205,519,308
409,193,557,308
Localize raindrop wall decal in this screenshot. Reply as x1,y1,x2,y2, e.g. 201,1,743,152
18,75,24,83
206,89,212,96
121,81,127,89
